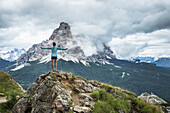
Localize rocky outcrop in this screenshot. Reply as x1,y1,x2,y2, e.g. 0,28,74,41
12,71,101,113
139,92,170,113
139,92,167,105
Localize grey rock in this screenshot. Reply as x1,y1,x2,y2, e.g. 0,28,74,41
46,76,52,80
74,106,92,113
139,92,167,104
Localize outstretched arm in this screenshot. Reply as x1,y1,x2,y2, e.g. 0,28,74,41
57,47,68,50
41,47,52,49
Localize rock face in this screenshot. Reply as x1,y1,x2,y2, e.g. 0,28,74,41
139,92,167,105
139,92,170,112
16,22,116,66
12,71,100,113
50,22,72,40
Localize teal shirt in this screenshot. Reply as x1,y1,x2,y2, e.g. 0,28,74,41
42,46,66,57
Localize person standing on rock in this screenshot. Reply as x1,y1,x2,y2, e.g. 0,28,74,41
41,42,68,70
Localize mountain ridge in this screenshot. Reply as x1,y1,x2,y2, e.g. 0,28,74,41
0,48,26,62
129,57,170,68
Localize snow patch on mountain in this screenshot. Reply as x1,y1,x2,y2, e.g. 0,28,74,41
106,55,112,59
80,60,90,66
11,63,31,71
114,65,121,68
11,64,25,71
38,55,51,64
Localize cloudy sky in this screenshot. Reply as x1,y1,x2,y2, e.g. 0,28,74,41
0,0,170,59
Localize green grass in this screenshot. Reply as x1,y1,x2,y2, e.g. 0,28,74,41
131,97,161,113
0,71,25,97
90,89,161,113
91,89,131,113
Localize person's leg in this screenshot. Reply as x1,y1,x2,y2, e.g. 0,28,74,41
55,59,57,70
52,59,54,70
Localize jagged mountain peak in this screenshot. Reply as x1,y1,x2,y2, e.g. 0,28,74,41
49,22,72,41
16,22,116,66
12,71,162,113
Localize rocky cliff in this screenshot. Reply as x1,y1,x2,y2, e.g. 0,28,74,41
12,71,162,113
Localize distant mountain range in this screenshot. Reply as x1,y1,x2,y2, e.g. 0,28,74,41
1,48,169,68
0,48,26,61
131,57,170,68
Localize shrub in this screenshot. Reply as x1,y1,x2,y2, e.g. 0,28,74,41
68,100,73,107
90,91,100,101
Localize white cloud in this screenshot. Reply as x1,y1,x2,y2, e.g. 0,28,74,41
0,0,170,58
0,22,53,51
109,29,170,59
75,36,97,56
72,20,111,36
108,37,148,59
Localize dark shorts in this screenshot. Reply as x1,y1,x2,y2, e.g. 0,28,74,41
51,56,57,59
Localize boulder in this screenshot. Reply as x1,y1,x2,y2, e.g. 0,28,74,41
139,92,167,104
74,106,92,113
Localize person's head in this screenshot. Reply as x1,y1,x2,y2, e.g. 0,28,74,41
53,42,56,46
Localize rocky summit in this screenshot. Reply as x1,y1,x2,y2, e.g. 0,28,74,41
12,71,162,113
